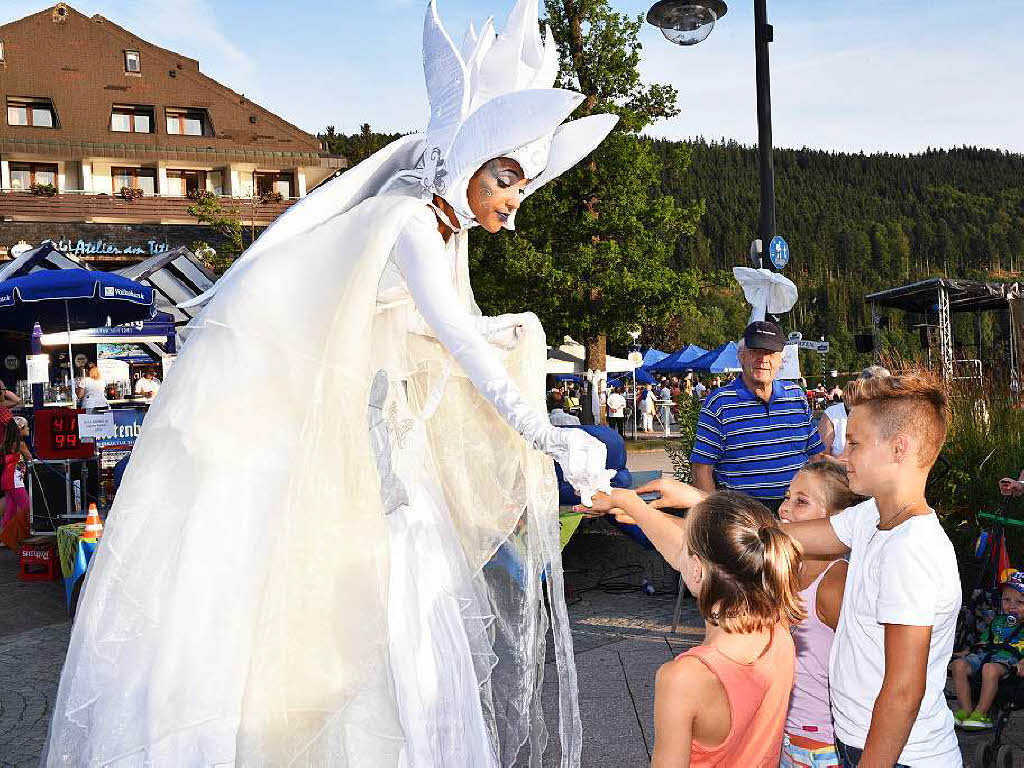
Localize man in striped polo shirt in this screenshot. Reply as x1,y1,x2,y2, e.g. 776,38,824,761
690,321,825,513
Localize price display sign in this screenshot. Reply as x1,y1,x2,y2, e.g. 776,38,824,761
34,408,96,460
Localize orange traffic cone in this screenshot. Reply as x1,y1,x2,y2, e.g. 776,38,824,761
82,503,103,542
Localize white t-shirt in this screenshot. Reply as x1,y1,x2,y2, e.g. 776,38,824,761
77,376,108,409
824,402,847,455
606,392,627,418
828,499,962,766
135,377,160,397
693,382,707,398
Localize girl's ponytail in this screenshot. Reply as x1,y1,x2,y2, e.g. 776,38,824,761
758,525,806,628
687,491,806,632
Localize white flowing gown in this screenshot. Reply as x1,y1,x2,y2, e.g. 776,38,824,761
43,194,586,767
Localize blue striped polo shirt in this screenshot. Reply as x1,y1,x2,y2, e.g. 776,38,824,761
690,378,826,501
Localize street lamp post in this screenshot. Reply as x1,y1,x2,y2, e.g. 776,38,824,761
646,0,777,269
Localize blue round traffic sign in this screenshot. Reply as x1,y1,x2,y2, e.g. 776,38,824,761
769,235,789,269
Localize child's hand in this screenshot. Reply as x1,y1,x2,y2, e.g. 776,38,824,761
999,477,1024,496
635,477,707,510
1016,660,1024,677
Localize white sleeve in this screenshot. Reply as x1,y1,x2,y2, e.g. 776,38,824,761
829,503,862,548
393,214,612,504
876,533,940,626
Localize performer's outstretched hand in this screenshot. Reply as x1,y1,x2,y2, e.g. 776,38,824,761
555,429,614,508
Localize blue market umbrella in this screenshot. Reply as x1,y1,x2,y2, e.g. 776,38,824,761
648,344,708,373
687,341,742,374
0,269,155,333
641,348,669,368
0,270,155,406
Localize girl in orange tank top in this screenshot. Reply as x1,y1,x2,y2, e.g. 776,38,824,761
587,487,805,767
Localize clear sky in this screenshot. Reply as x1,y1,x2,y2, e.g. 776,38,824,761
5,0,1023,153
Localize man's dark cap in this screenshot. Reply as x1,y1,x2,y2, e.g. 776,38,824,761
743,320,786,352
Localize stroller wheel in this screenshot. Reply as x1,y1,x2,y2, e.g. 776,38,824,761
975,741,995,768
995,744,1017,768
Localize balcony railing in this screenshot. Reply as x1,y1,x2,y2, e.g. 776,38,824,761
0,189,296,225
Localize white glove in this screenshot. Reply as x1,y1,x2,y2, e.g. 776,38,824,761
547,428,615,508
475,312,535,351
479,379,614,506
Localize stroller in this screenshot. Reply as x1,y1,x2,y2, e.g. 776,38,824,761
955,496,1024,768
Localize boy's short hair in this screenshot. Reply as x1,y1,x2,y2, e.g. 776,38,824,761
845,371,949,468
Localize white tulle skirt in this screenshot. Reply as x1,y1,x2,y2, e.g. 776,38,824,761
383,382,498,768
41,195,579,767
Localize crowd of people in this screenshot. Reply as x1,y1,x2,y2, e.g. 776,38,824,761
587,360,966,767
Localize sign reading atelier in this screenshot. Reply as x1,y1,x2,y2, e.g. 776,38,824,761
53,239,170,256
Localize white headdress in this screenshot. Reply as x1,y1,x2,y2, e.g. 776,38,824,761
417,0,618,229
180,0,616,309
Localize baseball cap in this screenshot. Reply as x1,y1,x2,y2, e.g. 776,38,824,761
1000,570,1024,596
743,320,786,353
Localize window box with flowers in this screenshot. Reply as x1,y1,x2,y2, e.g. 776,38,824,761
119,186,144,202
29,182,58,197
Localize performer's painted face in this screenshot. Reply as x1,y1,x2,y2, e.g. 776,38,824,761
468,158,529,233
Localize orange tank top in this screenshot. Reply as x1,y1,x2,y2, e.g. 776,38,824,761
682,623,796,768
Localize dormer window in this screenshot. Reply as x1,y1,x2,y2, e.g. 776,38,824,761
7,98,58,128
111,105,154,133
124,50,141,73
165,107,212,137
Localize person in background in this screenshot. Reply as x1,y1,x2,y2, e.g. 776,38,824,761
0,380,22,409
586,488,802,767
606,387,627,437
658,380,673,436
76,363,109,412
548,407,581,426
641,385,656,433
564,386,581,418
785,372,961,767
0,412,31,550
949,570,1024,729
134,370,161,400
828,381,844,403
690,322,825,514
693,378,707,401
818,366,891,457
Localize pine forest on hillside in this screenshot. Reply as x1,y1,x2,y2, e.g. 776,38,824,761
321,124,1024,375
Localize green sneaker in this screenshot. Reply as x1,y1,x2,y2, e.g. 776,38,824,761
953,708,971,726
961,711,994,730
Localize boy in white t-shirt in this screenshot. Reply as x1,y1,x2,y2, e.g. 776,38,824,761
786,372,962,767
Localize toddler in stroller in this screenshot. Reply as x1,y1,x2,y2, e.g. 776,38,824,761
950,570,1024,730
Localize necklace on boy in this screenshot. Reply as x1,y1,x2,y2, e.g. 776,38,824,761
877,499,928,531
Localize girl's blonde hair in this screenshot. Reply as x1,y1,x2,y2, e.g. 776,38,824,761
796,459,866,514
686,490,806,633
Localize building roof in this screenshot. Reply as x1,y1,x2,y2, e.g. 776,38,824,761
0,4,344,164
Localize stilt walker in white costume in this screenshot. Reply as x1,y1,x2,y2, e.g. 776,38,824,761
42,1,618,766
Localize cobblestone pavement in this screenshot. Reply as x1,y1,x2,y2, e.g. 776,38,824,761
2,475,1022,766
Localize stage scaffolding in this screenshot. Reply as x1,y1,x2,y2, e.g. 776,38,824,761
865,278,1023,390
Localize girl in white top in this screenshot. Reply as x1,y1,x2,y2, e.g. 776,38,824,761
75,364,108,411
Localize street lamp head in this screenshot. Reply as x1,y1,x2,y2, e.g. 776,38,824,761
646,0,728,46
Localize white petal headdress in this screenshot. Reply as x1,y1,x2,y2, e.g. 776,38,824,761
419,0,618,229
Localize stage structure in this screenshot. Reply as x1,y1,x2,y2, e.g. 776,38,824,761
865,278,1023,389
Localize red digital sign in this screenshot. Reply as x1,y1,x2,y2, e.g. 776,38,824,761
34,409,96,460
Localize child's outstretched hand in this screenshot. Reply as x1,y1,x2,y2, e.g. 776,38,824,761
999,477,1024,496
1016,659,1024,677
635,477,707,510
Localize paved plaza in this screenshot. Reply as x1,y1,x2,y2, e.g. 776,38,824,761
1,449,1020,766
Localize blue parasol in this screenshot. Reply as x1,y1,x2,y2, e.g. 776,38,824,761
0,269,155,333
